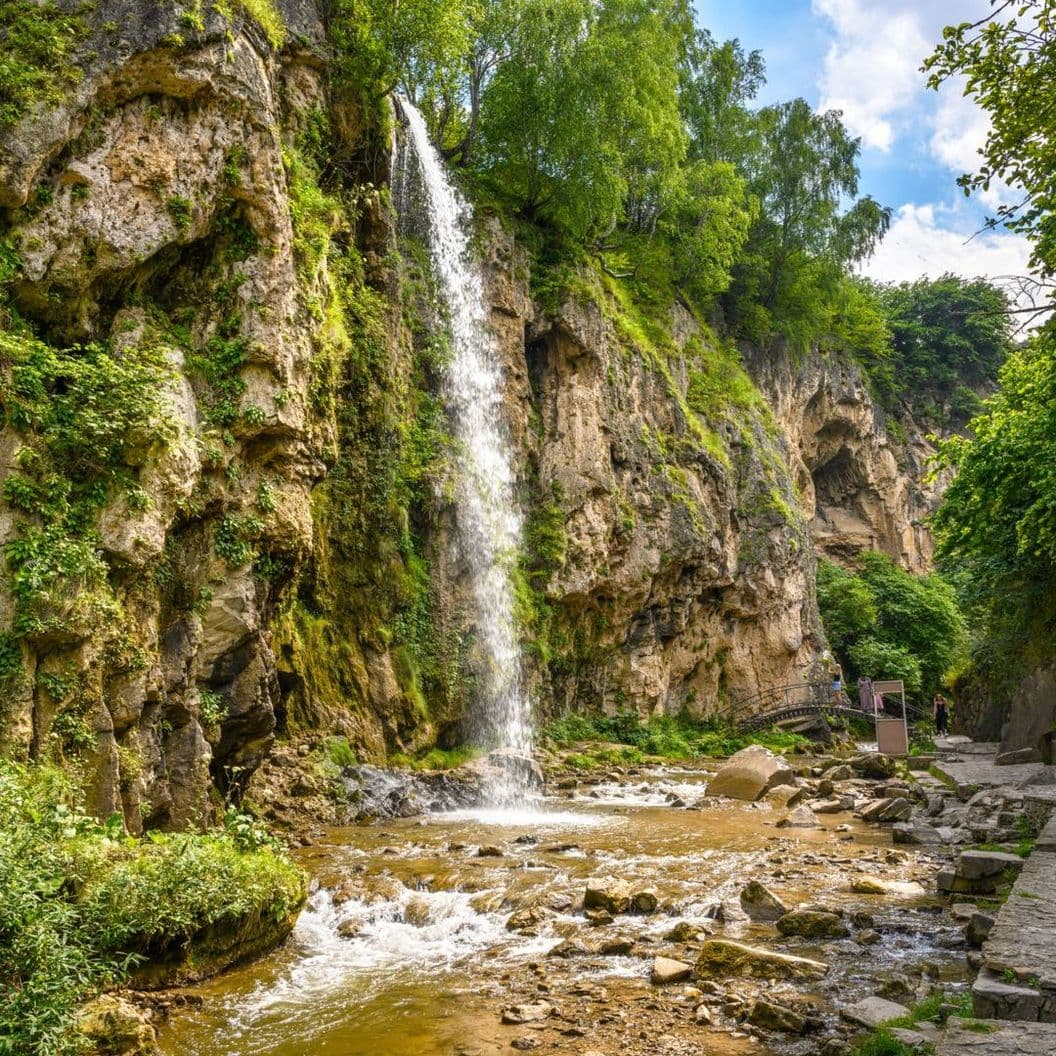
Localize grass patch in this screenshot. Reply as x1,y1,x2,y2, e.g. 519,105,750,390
389,746,485,771
0,760,305,1055
564,746,645,769
851,989,975,1055
542,711,809,760
324,735,357,768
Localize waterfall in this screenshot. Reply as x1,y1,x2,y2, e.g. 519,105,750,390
394,99,533,797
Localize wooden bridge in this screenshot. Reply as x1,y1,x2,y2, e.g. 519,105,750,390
728,681,924,732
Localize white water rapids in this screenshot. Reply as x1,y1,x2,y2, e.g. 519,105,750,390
395,100,533,794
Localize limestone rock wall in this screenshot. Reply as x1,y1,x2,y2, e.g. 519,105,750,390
0,0,344,828
477,245,825,719
745,343,942,573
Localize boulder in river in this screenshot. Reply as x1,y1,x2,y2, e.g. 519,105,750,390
707,746,797,801
748,998,808,1034
849,875,925,897
501,1001,553,1025
584,877,633,913
809,797,845,814
695,939,829,980
777,804,821,828
506,905,551,933
839,995,909,1028
630,888,659,914
764,784,806,809
739,880,789,922
665,919,715,941
547,938,592,958
651,956,693,984
776,909,849,939
77,995,156,1055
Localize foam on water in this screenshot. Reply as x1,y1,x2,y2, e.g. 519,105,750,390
228,882,553,1041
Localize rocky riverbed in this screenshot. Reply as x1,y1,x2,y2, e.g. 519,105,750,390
141,743,1012,1056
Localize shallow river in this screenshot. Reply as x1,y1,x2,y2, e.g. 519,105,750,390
160,766,967,1056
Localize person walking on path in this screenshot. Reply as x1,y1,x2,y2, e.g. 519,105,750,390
933,692,950,736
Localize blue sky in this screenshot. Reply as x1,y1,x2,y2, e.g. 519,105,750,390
693,0,1034,286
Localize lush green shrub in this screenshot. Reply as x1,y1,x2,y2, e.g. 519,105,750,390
0,761,305,1056
848,637,923,698
389,746,484,770
0,320,174,650
541,710,808,758
816,553,967,701
933,333,1056,709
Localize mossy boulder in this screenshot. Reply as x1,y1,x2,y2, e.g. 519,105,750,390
775,909,849,940
695,939,829,980
76,994,156,1055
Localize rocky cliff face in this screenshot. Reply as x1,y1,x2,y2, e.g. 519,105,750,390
0,0,340,827
480,249,824,720
0,0,940,824
746,344,941,574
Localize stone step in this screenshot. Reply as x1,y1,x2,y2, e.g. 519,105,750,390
930,758,1053,798
1034,813,1056,854
974,851,1056,1022
937,1019,1056,1054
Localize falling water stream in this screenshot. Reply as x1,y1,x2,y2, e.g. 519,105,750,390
394,100,532,795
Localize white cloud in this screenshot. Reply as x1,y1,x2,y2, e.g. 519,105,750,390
812,0,929,151
929,85,987,175
863,203,1033,285
812,0,996,157
928,79,1019,209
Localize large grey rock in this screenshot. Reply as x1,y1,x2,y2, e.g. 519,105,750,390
893,820,944,845
862,796,913,822
958,850,1026,880
839,996,909,1028
739,880,789,922
748,998,807,1033
707,746,797,802
651,956,693,984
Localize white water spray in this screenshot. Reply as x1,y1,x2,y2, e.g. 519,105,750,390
395,100,533,795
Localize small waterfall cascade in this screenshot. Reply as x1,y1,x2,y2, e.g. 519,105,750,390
393,99,533,799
